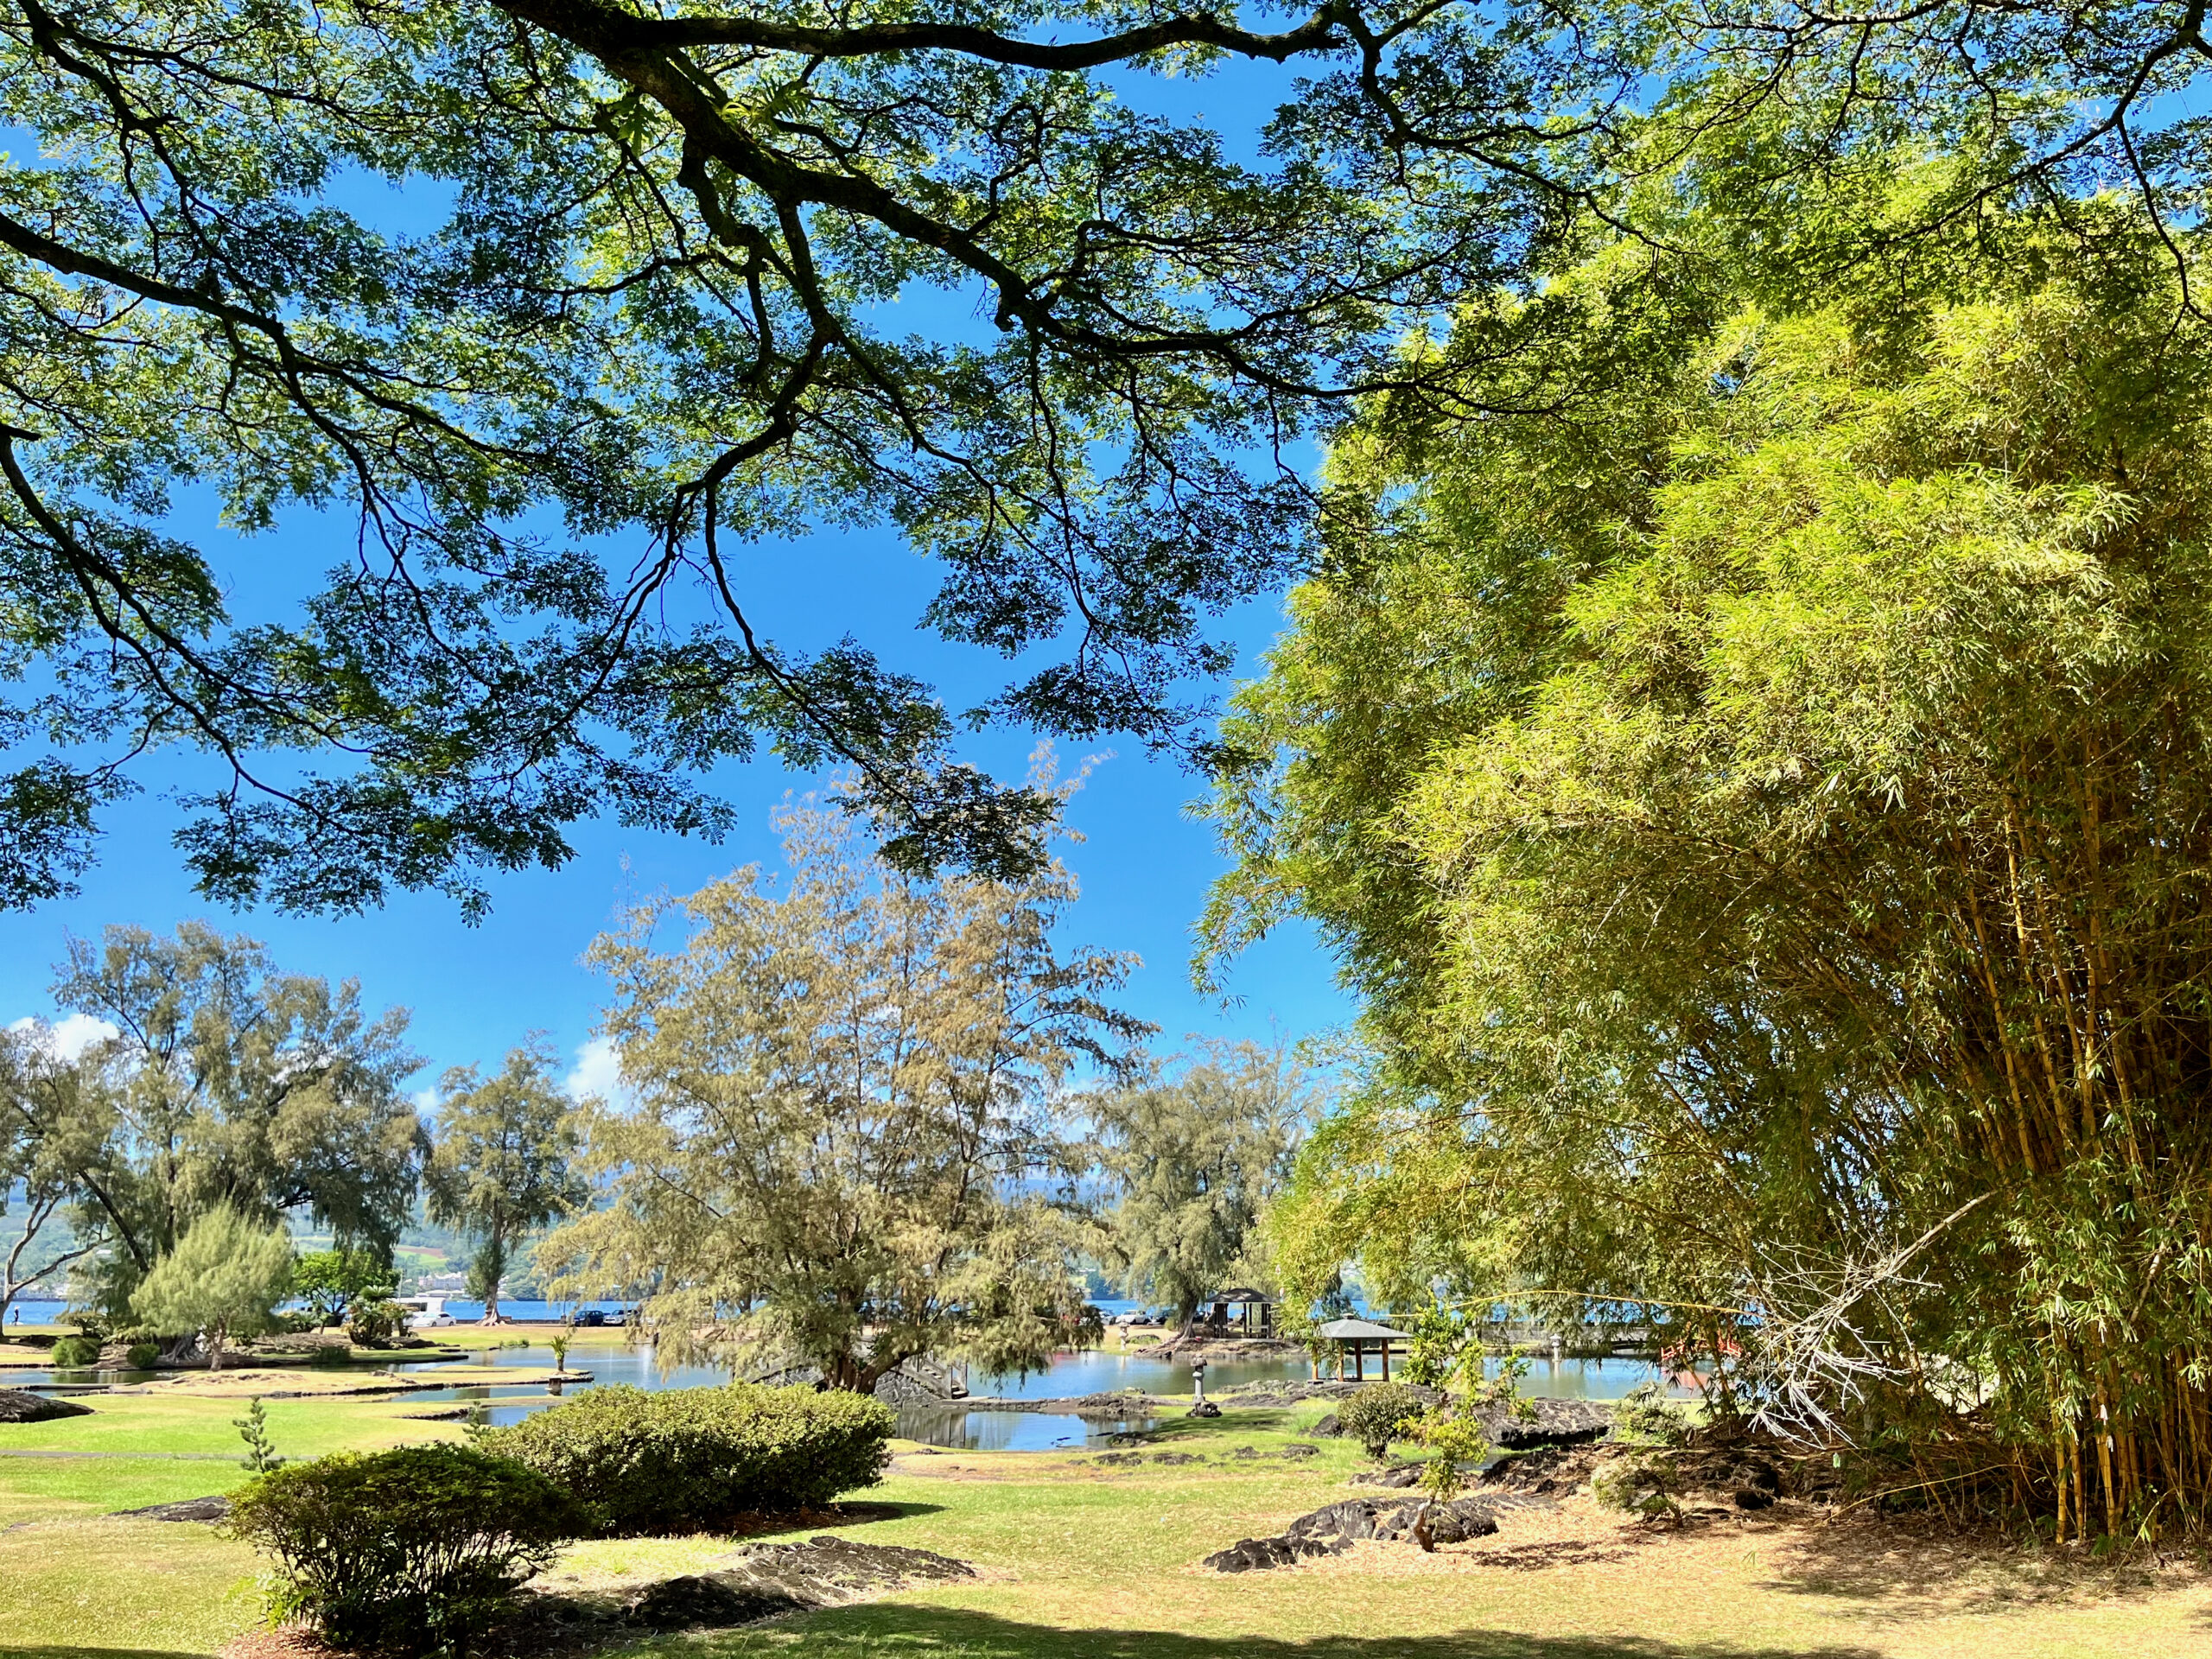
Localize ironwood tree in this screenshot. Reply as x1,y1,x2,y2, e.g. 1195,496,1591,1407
425,1044,587,1322
40,923,428,1314
1090,1039,1317,1330
546,791,1147,1391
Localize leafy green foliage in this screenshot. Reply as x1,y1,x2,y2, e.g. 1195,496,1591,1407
425,1046,584,1322
1337,1382,1427,1461
9,0,2204,904
18,924,426,1317
345,1300,413,1349
130,1204,294,1370
234,1396,284,1474
1217,194,2212,1536
225,1444,583,1656
1090,1040,1318,1327
547,797,1141,1390
292,1249,397,1329
1405,1404,1492,1504
47,1334,98,1368
1615,1383,1688,1448
479,1383,893,1535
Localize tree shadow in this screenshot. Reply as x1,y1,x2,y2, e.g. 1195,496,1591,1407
1754,1510,2201,1616
0,1649,207,1659
765,1606,1889,1659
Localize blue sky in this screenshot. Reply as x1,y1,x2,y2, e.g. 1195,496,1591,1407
0,513,1351,1102
0,54,1357,1101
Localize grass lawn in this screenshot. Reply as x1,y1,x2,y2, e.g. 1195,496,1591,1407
3,1381,2208,1659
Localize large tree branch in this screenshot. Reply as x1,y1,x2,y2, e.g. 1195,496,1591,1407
531,3,1351,71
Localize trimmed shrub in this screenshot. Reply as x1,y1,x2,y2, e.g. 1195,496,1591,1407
1337,1382,1428,1460
225,1443,582,1655
123,1341,158,1370
480,1382,893,1535
345,1298,412,1347
48,1335,100,1368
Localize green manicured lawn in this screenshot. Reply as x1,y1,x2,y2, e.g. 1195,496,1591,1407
3,1392,2208,1659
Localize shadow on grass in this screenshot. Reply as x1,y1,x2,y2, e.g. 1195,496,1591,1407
681,1606,1887,1658
0,1649,207,1659
1758,1509,2200,1614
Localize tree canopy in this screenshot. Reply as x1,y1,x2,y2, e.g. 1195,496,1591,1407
1214,194,2212,1537
130,1201,296,1369
24,922,425,1314
8,0,2212,905
1090,1039,1317,1327
547,792,1147,1389
426,1044,587,1321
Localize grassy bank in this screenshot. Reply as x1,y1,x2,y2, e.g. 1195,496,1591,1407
3,1361,2208,1659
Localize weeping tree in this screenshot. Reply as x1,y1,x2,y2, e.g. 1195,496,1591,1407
546,789,1147,1391
1210,196,2212,1538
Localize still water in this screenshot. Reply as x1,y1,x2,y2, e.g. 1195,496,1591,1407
380,1342,1691,1444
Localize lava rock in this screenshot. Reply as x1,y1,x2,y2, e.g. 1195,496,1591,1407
1348,1465,1422,1489
0,1389,92,1424
111,1495,230,1522
1280,1442,1320,1459
627,1574,801,1630
1186,1400,1222,1418
1310,1413,1341,1437
1202,1535,1306,1572
1152,1452,1202,1465
1483,1397,1614,1449
1205,1495,1498,1570
713,1535,976,1603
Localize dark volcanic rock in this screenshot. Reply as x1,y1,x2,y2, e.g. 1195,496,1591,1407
0,1389,92,1424
1203,1535,1304,1572
1482,1396,1613,1448
628,1575,801,1630
1152,1452,1202,1465
112,1495,230,1522
1186,1400,1222,1418
1205,1496,1499,1571
1348,1465,1422,1489
715,1535,975,1603
1280,1442,1320,1459
629,1536,976,1630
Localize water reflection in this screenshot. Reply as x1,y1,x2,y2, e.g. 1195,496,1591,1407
893,1408,1154,1452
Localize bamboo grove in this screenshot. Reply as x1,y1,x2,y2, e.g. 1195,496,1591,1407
1207,194,2212,1539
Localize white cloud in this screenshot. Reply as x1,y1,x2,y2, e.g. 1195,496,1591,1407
565,1036,626,1106
8,1013,120,1061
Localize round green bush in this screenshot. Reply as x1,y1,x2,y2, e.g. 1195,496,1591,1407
48,1335,100,1368
225,1443,583,1656
1336,1382,1428,1459
480,1382,893,1535
123,1341,158,1370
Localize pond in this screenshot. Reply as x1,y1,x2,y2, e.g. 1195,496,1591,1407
378,1343,1694,1443
6,1337,1697,1447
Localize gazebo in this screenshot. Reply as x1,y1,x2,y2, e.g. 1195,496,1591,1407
1313,1317,1413,1381
1205,1287,1278,1337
